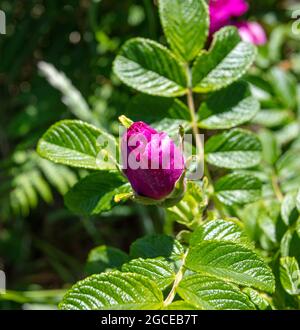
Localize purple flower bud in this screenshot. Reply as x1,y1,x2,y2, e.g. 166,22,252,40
121,122,185,201
209,0,249,34
235,21,267,45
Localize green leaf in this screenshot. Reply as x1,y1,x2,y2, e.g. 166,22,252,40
214,173,262,206
177,274,255,310
186,241,275,293
268,67,297,109
295,218,300,240
281,192,299,226
159,0,209,62
280,228,300,261
38,61,94,123
242,288,270,310
38,158,77,195
59,271,163,310
258,211,278,246
64,172,131,215
113,38,187,97
130,234,184,260
163,301,197,310
166,181,208,228
296,189,300,213
122,258,175,290
277,149,300,182
192,27,256,93
258,129,280,165
190,219,252,247
268,26,288,63
252,109,292,128
85,246,130,275
280,257,300,296
198,81,260,129
37,120,117,170
205,129,262,169
275,122,300,147
126,94,190,122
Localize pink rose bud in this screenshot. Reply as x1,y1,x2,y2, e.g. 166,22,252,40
209,0,249,33
121,122,185,201
235,21,267,45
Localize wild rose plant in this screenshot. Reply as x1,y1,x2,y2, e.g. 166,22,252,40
37,0,300,310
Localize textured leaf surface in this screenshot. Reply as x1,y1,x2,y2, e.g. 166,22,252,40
277,149,300,182
159,0,209,62
186,241,275,292
178,274,255,310
276,122,300,147
122,258,175,290
163,301,197,310
269,67,297,109
85,246,130,275
243,288,270,310
113,38,187,97
280,257,300,296
37,120,117,170
259,129,280,166
192,27,256,93
64,172,131,215
280,228,300,261
130,234,184,260
198,82,260,129
190,219,252,247
59,271,163,310
205,129,262,169
252,109,291,128
215,173,262,206
281,192,299,226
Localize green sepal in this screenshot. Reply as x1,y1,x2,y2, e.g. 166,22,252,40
131,171,186,208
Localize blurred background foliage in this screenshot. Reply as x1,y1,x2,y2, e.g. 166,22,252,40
0,0,300,309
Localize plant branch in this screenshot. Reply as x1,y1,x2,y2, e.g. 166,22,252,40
163,249,188,306
185,66,226,218
186,69,204,164
271,173,284,202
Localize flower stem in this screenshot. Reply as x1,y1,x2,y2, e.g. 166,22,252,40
185,66,227,218
186,69,204,164
163,249,188,306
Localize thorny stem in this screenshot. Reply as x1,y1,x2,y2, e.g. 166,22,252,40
163,249,189,306
185,66,227,218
